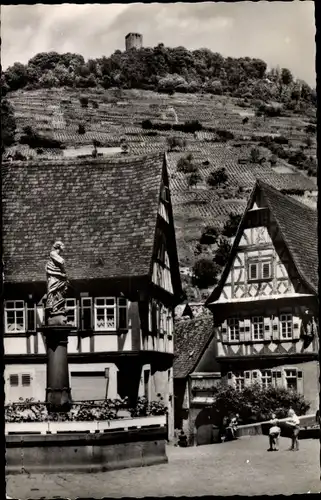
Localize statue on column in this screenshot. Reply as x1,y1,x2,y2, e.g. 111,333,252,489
44,241,69,326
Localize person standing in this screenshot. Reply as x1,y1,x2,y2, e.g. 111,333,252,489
286,409,300,451
268,413,281,451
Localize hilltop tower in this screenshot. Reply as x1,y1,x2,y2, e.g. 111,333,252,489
125,33,143,51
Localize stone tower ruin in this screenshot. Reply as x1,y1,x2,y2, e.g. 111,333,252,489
125,33,143,51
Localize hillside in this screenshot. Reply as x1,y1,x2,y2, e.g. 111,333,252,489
3,86,317,300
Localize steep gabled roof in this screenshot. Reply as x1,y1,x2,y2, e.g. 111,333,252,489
206,180,318,305
2,153,167,284
174,315,214,379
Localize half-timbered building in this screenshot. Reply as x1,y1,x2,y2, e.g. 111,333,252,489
205,180,319,412
2,152,183,437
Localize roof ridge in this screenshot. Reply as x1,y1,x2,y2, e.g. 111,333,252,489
3,151,165,167
257,179,317,214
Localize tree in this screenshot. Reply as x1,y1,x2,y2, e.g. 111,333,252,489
1,99,16,152
177,154,198,174
192,258,221,288
79,96,89,108
222,214,242,238
270,154,278,166
167,136,186,151
188,171,202,188
281,67,293,86
207,168,228,187
199,226,219,245
250,147,261,164
214,237,231,267
78,123,86,134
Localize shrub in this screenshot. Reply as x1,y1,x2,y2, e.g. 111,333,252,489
91,100,99,109
222,213,242,238
20,130,64,149
207,167,228,188
192,258,221,288
199,226,220,245
142,119,153,129
208,383,310,425
250,147,261,163
78,123,86,134
177,154,197,174
188,171,203,187
215,129,234,140
93,139,102,148
5,396,167,422
269,154,277,166
79,96,89,108
167,136,186,151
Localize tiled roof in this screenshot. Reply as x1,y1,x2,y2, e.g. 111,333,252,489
174,315,213,379
2,153,166,283
258,180,318,293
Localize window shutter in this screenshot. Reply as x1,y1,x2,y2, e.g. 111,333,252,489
239,320,245,342
148,301,153,332
9,374,19,387
244,319,251,341
22,374,31,386
249,263,258,280
263,317,272,341
221,320,228,342
297,370,303,394
277,369,284,388
262,262,271,279
244,371,251,387
293,317,301,339
272,316,279,340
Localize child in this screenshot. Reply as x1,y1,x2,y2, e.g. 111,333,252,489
268,413,281,451
286,409,300,451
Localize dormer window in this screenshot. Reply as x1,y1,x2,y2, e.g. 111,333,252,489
248,259,272,282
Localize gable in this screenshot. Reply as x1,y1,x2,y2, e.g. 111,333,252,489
151,159,182,298
207,180,317,306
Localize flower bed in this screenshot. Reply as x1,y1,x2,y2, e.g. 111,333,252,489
5,396,167,423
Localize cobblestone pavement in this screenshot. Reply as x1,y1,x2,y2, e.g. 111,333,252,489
6,437,321,499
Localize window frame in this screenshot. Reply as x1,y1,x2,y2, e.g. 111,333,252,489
280,314,293,340
252,316,264,341
227,317,240,342
234,372,245,391
261,369,272,388
284,368,298,391
81,297,93,331
248,258,273,282
4,300,26,334
65,298,78,328
94,297,117,331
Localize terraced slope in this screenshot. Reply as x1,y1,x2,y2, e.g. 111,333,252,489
6,88,317,272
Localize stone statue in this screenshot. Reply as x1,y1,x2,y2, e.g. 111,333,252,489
45,241,69,326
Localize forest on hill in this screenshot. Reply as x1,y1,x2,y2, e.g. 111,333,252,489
1,45,316,107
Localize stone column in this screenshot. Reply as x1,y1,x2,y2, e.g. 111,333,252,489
41,325,72,412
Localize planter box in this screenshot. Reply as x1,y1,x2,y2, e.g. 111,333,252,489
6,415,167,436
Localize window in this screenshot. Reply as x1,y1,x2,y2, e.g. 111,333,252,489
9,374,19,387
161,185,170,203
285,369,298,391
81,298,93,330
252,316,264,340
261,370,272,388
248,259,272,281
5,301,26,333
94,297,128,331
235,372,245,391
66,299,77,327
22,374,31,386
228,318,240,341
280,314,293,339
94,298,116,331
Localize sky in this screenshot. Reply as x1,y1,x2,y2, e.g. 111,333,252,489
1,2,316,86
